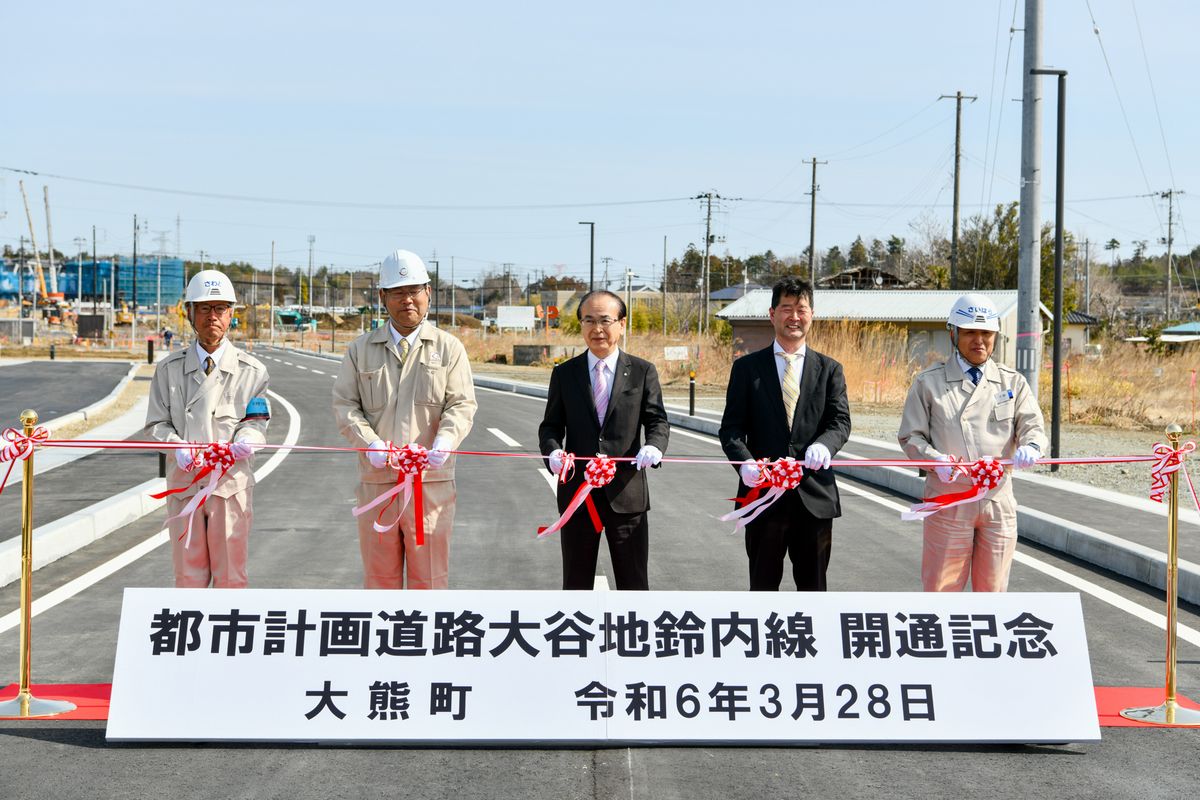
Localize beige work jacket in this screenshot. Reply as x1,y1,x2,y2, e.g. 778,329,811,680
332,322,477,484
144,341,270,499
898,357,1047,502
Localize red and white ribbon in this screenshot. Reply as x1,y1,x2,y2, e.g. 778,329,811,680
352,443,429,545
902,457,1006,520
720,457,805,532
0,426,50,497
1149,440,1199,517
149,442,235,547
538,454,617,538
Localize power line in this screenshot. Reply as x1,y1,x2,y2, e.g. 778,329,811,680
0,166,689,211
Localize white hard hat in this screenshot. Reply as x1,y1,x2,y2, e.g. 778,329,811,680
185,270,237,304
380,249,430,289
947,292,1000,332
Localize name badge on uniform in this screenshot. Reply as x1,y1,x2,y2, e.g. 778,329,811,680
427,351,442,365
994,389,1014,404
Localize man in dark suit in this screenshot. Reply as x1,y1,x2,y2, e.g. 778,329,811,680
719,277,851,591
539,290,670,590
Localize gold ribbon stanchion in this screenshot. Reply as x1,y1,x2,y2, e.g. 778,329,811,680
0,410,76,718
1121,423,1200,726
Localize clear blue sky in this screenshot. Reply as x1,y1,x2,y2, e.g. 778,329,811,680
3,1,1194,288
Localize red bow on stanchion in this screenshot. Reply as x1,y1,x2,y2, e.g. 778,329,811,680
0,426,50,497
1149,440,1199,512
149,442,235,547
902,456,1006,521
720,457,805,532
352,443,430,546
538,454,617,538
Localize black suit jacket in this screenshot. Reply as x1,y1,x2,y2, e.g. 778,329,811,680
539,350,670,515
719,345,851,519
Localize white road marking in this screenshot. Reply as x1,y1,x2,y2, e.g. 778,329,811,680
539,469,557,492
0,389,303,635
489,427,521,447
671,427,722,445
594,575,610,591
837,481,1200,648
311,369,325,375
295,364,307,370
282,360,293,366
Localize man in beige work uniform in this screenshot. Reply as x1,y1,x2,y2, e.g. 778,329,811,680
145,270,270,588
333,249,477,589
898,292,1047,592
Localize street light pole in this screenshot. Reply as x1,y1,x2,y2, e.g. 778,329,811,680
1032,67,1067,471
578,221,595,291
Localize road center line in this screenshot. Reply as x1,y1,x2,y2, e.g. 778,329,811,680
488,427,521,447
0,389,303,635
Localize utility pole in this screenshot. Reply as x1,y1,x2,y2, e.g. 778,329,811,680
503,263,513,305
92,225,98,315
1162,189,1184,319
940,91,977,290
132,214,139,348
450,256,456,326
430,259,440,323
74,235,86,307
624,266,635,346
694,191,721,335
44,186,58,295
307,235,315,319
16,236,24,321
1082,238,1091,315
804,160,826,285
662,235,668,336
270,240,276,345
1017,0,1044,397
600,257,613,290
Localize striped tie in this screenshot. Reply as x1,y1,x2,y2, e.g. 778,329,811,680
967,366,981,385
594,361,609,426
398,338,410,365
780,353,801,425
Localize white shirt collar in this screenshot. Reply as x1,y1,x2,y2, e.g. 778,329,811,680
195,339,228,370
956,352,986,377
389,321,422,349
773,340,807,359
587,348,621,374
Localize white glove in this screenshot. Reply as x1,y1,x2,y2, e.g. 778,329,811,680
933,454,956,483
803,443,832,470
1013,445,1040,470
634,445,663,471
229,439,255,461
367,440,391,469
739,462,763,486
548,449,566,476
174,447,195,471
426,436,452,469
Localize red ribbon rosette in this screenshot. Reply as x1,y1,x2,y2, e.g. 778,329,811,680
902,456,1006,520
351,442,430,546
537,454,617,538
150,442,236,547
0,426,50,497
719,457,805,532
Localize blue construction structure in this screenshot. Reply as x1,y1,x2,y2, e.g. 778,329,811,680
0,257,185,306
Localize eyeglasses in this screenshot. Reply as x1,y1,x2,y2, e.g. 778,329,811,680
581,316,621,328
194,304,231,316
383,286,427,299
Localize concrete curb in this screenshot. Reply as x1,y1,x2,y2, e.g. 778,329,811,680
0,478,166,587
40,361,140,434
473,373,1200,604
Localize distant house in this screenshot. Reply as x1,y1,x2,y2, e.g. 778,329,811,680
1063,309,1101,355
716,289,1052,367
709,282,766,311
815,266,911,290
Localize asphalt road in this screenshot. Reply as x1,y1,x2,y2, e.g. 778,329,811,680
0,360,132,425
1,343,1198,800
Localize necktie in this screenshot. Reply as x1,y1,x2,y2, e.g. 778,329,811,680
593,361,609,426
204,356,215,376
967,366,981,385
780,353,801,425
398,338,410,365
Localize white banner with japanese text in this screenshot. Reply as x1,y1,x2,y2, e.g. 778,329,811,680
107,589,1099,744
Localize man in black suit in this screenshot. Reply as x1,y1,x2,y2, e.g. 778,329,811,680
538,290,670,590
719,277,851,591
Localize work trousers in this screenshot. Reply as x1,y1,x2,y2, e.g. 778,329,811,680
356,479,456,589
168,490,252,589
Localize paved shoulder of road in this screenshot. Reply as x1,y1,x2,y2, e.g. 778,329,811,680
0,360,133,425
